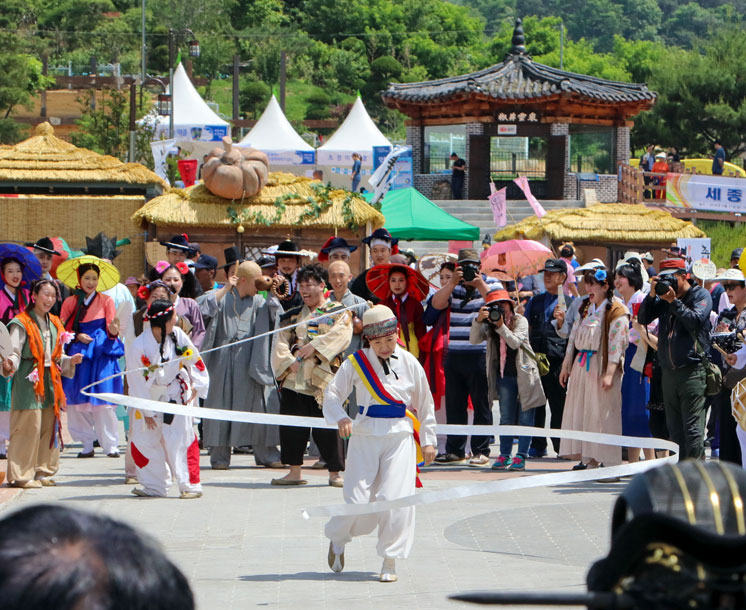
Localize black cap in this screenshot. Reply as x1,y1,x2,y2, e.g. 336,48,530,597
193,254,218,270
28,237,60,256
190,242,201,254
560,244,574,258
539,258,568,274
731,248,743,261
257,256,276,269
273,240,301,258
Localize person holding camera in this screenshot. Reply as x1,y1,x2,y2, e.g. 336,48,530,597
523,258,574,457
424,248,501,466
471,288,545,471
637,258,712,459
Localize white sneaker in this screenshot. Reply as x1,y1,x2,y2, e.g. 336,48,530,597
328,542,344,573
469,454,490,467
380,557,397,582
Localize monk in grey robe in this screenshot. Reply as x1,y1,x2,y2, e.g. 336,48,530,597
202,261,282,469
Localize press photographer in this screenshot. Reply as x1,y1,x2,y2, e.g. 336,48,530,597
424,248,501,466
637,258,712,459
470,288,545,471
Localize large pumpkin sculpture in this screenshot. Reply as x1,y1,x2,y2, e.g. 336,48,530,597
202,136,270,200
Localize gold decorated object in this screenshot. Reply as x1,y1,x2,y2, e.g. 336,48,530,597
732,378,746,432
644,543,682,572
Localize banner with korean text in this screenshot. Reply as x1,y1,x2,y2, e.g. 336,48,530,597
666,173,746,213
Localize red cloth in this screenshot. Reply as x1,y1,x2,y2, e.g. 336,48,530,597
382,294,426,356
177,159,198,187
418,308,449,407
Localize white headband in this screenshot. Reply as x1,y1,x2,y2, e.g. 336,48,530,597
328,247,350,258
370,238,391,249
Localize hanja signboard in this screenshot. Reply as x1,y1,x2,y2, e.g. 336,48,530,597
666,173,746,213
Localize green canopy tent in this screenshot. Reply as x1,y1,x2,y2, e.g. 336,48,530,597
364,187,479,241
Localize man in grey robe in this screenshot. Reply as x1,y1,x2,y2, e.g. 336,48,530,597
202,261,282,469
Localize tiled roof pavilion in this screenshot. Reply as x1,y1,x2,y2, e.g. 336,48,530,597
383,19,656,122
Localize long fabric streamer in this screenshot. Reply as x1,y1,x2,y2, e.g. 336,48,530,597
82,302,678,520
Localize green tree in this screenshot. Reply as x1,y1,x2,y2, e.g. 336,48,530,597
304,91,331,120
239,79,271,119
631,28,746,157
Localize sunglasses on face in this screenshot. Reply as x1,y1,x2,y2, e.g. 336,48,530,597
723,283,745,291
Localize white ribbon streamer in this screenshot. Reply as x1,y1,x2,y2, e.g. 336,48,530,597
86,390,678,519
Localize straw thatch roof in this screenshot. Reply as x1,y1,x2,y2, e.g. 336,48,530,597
495,203,705,244
0,122,167,187
132,172,385,230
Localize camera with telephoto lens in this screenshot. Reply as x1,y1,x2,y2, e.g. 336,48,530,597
655,275,678,296
487,304,503,323
460,262,479,283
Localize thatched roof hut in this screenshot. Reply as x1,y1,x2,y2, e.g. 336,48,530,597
495,203,706,267
133,172,385,274
0,123,166,278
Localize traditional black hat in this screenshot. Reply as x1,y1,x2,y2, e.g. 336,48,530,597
272,240,302,258
318,236,357,262
361,228,399,251
82,232,122,260
28,237,60,256
160,233,195,254
222,246,242,270
257,256,276,269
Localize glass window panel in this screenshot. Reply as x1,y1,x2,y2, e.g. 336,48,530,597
424,125,466,174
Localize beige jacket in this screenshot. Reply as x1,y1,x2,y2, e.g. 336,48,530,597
272,299,352,404
470,313,546,411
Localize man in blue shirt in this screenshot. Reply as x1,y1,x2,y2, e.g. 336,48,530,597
712,141,726,175
425,248,501,465
523,258,574,457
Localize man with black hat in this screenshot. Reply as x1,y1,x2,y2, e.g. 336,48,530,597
350,228,397,303
523,258,574,457
271,240,303,311
160,234,196,265
318,237,357,266
424,248,501,466
29,237,69,316
638,258,712,459
194,254,221,327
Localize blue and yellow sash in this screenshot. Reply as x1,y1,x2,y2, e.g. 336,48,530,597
349,350,424,487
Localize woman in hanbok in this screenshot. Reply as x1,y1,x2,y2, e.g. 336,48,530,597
0,245,41,458
559,268,629,474
614,260,654,463
59,258,124,458
1,280,82,487
155,262,205,348
323,305,437,583
125,299,209,499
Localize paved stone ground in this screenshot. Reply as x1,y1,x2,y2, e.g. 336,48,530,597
0,426,626,610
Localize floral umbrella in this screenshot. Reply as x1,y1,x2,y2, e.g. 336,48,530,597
481,239,552,279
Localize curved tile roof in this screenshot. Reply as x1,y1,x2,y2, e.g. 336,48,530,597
383,54,656,105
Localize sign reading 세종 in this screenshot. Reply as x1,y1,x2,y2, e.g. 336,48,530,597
666,173,746,213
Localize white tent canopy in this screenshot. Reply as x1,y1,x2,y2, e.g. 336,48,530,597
317,97,391,168
149,62,230,143
236,95,314,165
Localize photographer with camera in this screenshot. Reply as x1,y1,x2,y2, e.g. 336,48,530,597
424,248,501,466
637,258,712,459
471,288,545,471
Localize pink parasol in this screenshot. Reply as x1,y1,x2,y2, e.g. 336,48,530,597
481,240,552,279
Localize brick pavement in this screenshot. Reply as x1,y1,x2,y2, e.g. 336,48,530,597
0,431,624,610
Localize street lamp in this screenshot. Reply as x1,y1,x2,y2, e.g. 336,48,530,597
168,28,200,140
129,77,168,163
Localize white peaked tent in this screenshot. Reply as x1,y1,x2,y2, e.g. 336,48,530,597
317,97,391,168
236,95,315,165
150,63,230,143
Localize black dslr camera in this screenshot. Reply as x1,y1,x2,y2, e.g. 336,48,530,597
655,275,678,296
460,262,480,283
487,303,503,323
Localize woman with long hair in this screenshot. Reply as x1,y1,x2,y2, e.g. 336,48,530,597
614,261,655,463
559,269,629,474
60,260,124,458
154,262,205,348
0,249,39,458
1,280,82,487
125,299,209,498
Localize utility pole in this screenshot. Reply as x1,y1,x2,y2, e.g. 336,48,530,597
140,0,146,108
279,51,287,111
129,80,137,162
168,30,175,139
559,22,565,70
232,53,240,122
